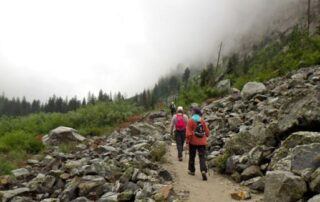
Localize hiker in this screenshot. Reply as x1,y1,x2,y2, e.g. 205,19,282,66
186,106,210,181
169,101,176,116
170,106,188,161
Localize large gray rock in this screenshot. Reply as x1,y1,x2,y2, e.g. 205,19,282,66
291,143,320,175
11,168,30,179
217,79,231,93
78,175,106,196
0,188,30,202
11,196,35,202
241,82,266,98
310,168,320,193
98,192,118,202
242,176,265,192
308,195,320,202
226,155,240,174
276,88,320,135
270,132,320,170
59,177,81,202
28,173,56,193
271,143,320,175
43,126,86,145
241,165,263,181
70,197,93,202
264,171,307,202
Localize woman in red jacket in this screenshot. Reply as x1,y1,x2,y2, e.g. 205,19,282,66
186,107,210,181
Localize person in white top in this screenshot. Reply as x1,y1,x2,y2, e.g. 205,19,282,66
170,106,188,161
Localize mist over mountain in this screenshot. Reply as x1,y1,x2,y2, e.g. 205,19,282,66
0,0,313,101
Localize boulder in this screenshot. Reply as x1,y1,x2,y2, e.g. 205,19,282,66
248,145,274,165
0,188,30,202
11,168,30,179
241,82,266,98
241,176,265,192
308,195,320,202
241,165,263,181
78,175,106,196
226,155,240,174
98,192,118,202
291,143,320,175
276,89,320,136
264,171,307,202
117,190,134,201
70,197,93,202
217,79,231,93
59,177,81,202
43,126,85,145
271,143,320,175
310,168,320,193
11,196,36,202
28,173,56,193
270,132,320,170
40,199,60,202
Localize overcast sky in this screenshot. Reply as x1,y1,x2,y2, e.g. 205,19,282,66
0,0,296,101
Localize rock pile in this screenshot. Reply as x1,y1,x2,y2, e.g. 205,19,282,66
0,119,177,202
203,66,320,201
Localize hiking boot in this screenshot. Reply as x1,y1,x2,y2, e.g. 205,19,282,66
188,171,195,176
201,171,208,181
178,157,183,161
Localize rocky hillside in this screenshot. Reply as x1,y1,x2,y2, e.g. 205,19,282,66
0,115,177,202
204,66,320,201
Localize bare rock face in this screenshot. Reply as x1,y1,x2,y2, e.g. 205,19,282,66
42,126,86,145
264,171,307,202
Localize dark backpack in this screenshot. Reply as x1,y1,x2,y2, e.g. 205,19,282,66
175,114,186,131
194,121,205,138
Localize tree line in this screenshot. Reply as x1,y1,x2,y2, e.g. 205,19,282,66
132,67,191,109
0,90,127,117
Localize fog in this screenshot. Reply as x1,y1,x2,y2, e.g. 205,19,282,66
0,0,299,101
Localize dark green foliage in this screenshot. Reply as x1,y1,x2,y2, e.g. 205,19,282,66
182,67,191,87
228,28,320,89
200,63,216,87
215,153,230,174
0,89,113,117
0,131,44,154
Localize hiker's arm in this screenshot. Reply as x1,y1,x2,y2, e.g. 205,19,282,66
170,116,175,134
183,114,188,126
186,120,193,144
204,120,210,137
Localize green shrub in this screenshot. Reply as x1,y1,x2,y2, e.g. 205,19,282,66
59,142,77,153
0,159,15,175
150,143,167,162
0,131,44,154
215,152,230,174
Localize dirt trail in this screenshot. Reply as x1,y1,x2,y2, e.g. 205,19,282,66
165,144,263,202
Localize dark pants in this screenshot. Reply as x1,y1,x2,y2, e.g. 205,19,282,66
188,144,207,173
175,130,186,158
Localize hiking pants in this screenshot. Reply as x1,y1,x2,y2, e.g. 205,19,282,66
175,130,186,158
188,144,207,173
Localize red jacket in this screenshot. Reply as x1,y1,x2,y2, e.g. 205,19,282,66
186,118,210,145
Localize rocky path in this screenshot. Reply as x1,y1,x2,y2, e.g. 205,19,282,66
165,144,263,202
